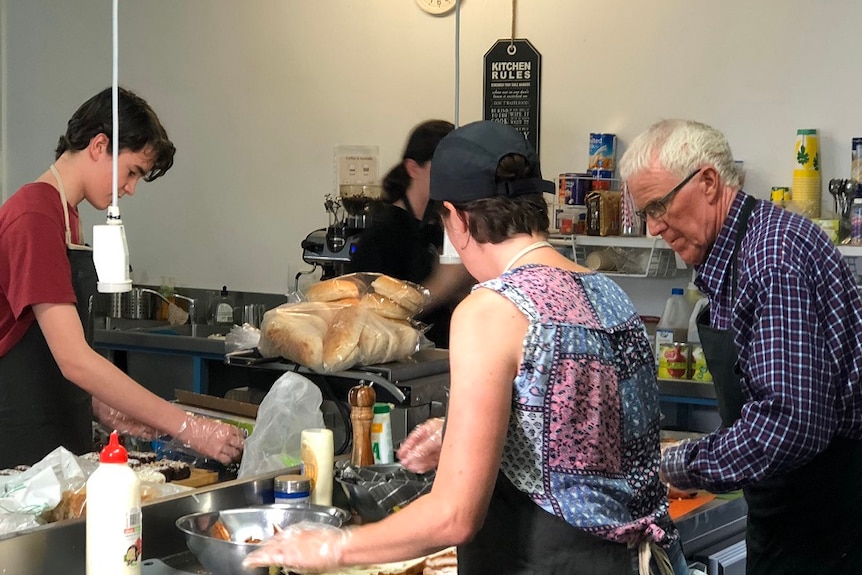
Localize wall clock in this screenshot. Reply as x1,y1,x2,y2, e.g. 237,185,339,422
415,0,457,15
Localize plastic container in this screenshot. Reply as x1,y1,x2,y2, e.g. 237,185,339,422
274,474,311,505
86,431,142,575
301,428,334,506
851,198,862,246
655,288,693,372
688,298,712,382
212,285,235,325
371,403,394,464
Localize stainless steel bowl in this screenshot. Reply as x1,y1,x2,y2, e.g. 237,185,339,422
175,504,349,575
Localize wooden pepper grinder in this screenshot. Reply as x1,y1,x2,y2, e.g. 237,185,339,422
348,382,376,467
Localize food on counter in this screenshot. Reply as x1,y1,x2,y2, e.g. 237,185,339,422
128,450,158,464
423,546,458,575
137,460,192,482
210,519,232,541
306,276,365,303
369,275,425,314
359,293,412,321
258,273,424,373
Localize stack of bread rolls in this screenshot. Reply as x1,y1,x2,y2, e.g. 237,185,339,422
258,274,428,373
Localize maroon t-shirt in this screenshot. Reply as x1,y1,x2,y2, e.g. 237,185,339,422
0,182,80,356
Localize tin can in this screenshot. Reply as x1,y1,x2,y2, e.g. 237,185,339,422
274,474,311,505
588,133,617,172
558,173,591,205
590,169,614,191
657,342,690,379
689,343,712,382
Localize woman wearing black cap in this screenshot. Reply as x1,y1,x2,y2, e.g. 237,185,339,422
347,119,473,348
246,121,686,575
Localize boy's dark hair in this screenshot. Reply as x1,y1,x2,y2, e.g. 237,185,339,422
55,87,176,182
441,154,550,244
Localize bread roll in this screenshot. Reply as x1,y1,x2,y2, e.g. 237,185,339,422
389,319,420,359
322,305,368,372
359,293,412,321
370,275,426,314
306,277,362,302
259,305,330,368
359,311,400,365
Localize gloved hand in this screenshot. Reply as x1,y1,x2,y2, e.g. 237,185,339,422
175,412,245,465
92,397,159,439
242,521,351,572
396,417,444,473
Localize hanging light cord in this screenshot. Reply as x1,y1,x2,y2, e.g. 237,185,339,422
508,0,517,55
111,0,119,210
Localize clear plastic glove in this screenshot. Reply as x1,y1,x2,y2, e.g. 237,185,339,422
396,417,444,473
175,412,245,465
242,521,351,572
92,397,159,439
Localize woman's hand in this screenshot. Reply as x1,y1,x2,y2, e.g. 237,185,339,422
396,417,445,473
176,413,245,464
243,522,350,572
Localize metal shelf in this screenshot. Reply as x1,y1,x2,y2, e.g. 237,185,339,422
838,245,862,258
565,235,689,278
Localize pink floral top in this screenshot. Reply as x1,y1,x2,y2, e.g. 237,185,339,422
479,264,675,546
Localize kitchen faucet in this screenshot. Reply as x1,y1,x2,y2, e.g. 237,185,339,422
139,288,198,336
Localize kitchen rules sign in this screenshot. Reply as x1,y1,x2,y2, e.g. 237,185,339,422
483,39,542,153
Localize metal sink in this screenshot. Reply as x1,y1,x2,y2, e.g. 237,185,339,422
139,324,231,338
94,319,230,356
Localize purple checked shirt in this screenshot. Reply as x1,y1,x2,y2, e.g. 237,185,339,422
662,192,862,492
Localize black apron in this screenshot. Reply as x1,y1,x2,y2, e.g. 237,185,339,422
696,196,862,574
0,170,95,467
458,473,680,575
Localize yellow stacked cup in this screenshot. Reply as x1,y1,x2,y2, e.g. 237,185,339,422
792,129,821,218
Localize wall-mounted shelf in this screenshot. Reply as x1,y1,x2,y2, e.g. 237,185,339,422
837,245,862,258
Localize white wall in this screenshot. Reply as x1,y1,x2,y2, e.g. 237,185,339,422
3,0,862,313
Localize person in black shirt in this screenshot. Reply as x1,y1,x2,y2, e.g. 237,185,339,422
349,120,473,347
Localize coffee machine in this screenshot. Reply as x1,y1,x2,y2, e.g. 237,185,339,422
301,184,381,279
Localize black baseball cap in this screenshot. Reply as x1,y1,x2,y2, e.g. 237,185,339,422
430,120,555,203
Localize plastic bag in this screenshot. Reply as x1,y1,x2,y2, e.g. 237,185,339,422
225,323,261,353
257,274,425,373
0,447,85,536
238,372,325,478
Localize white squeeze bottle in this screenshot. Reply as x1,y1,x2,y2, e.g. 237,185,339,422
301,428,334,506
86,430,142,575
655,288,693,373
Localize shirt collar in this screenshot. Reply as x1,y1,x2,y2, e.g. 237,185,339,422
694,190,748,296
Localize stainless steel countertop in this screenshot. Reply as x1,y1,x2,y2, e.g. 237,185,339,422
0,465,746,575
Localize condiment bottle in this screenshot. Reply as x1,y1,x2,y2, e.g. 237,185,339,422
371,403,394,464
301,428,334,506
86,431,142,575
348,382,376,467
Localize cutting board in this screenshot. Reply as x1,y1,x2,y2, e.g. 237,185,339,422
669,492,716,519
173,468,219,488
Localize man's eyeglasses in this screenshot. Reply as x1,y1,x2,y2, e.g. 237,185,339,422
634,168,702,221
